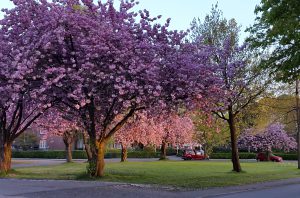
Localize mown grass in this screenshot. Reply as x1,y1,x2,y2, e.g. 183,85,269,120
4,160,300,188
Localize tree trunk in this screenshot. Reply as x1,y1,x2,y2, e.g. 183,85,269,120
0,142,12,173
95,141,106,177
83,133,92,162
121,143,127,162
84,143,93,162
228,108,241,172
87,136,98,176
296,80,300,169
84,99,135,177
65,143,73,163
204,144,210,156
160,141,167,160
266,150,272,161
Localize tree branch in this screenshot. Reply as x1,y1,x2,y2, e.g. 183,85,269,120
105,107,136,140
212,110,228,121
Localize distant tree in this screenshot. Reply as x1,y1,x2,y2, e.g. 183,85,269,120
35,110,81,163
239,94,296,134
190,4,240,47
115,113,195,161
155,113,194,160
114,115,150,162
14,130,39,151
62,129,79,163
238,123,297,160
192,111,229,156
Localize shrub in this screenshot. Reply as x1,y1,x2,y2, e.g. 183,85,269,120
166,147,178,156
176,150,184,157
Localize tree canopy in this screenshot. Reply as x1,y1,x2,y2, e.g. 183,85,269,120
247,0,300,81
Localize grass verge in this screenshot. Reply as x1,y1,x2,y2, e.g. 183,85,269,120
4,161,300,189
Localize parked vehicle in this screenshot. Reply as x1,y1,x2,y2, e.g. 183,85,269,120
256,152,283,162
182,149,209,160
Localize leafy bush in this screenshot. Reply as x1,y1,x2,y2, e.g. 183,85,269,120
176,150,184,157
166,147,178,156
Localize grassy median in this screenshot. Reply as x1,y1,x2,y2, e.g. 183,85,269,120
5,160,300,188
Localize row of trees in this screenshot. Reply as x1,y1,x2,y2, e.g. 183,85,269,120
0,0,221,176
115,113,194,161
1,0,298,177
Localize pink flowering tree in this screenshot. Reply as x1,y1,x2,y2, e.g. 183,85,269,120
114,113,160,162
115,112,195,161
155,114,195,160
238,123,297,157
0,3,59,173
34,110,81,163
1,0,218,177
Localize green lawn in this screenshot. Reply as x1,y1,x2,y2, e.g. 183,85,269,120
5,161,300,188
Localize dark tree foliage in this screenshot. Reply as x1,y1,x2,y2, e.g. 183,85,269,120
247,0,300,82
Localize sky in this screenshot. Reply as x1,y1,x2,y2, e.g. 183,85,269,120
0,0,261,41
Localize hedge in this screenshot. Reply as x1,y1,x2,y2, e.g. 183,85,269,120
177,151,296,160
12,150,297,160
273,153,297,160
12,150,160,159
210,152,256,159
12,150,87,159
210,152,298,160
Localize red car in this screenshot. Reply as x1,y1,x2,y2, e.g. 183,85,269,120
182,149,209,160
256,152,283,162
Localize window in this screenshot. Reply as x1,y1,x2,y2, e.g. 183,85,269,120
39,140,47,149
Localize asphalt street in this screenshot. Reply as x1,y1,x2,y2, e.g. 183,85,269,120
1,178,300,198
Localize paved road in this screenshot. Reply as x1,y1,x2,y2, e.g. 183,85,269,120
1,177,300,198
216,184,300,198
